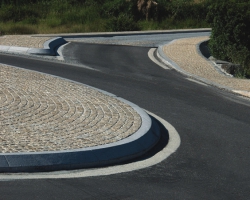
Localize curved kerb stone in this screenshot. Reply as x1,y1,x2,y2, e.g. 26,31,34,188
0,66,161,173
28,37,67,56
0,37,67,56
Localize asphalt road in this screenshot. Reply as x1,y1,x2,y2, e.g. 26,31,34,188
0,32,250,199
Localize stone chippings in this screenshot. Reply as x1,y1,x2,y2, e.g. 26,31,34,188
0,65,142,153
0,35,51,48
163,36,250,92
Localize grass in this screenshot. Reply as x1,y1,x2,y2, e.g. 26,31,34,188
0,22,38,34
138,18,209,31
0,0,210,35
0,19,209,35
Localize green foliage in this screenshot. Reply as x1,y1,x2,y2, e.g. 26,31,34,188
106,14,139,31
0,0,210,34
207,1,250,77
9,25,37,34
103,0,135,17
163,0,209,20
0,4,40,22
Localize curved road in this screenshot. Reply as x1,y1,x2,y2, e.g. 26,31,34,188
0,32,250,199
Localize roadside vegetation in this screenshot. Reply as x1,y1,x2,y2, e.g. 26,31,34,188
0,0,209,34
0,0,249,78
206,0,250,78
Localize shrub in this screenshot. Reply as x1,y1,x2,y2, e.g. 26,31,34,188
163,0,209,20
0,4,41,23
105,14,139,31
0,0,211,34
207,1,250,77
7,24,38,34
103,0,137,18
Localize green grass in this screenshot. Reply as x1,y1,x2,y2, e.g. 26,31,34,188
0,22,38,34
0,19,209,35
138,18,209,31
0,0,210,35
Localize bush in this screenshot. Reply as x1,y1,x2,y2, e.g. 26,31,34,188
105,14,139,31
207,1,250,77
7,24,38,34
0,4,40,22
103,0,138,18
0,0,211,34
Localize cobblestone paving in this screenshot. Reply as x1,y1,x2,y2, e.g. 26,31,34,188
163,36,250,94
0,35,51,48
0,64,141,153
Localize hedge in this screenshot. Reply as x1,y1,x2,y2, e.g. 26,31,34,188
206,1,250,77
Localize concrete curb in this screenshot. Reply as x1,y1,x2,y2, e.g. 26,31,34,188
0,37,67,56
0,65,161,173
0,110,179,180
197,40,233,77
